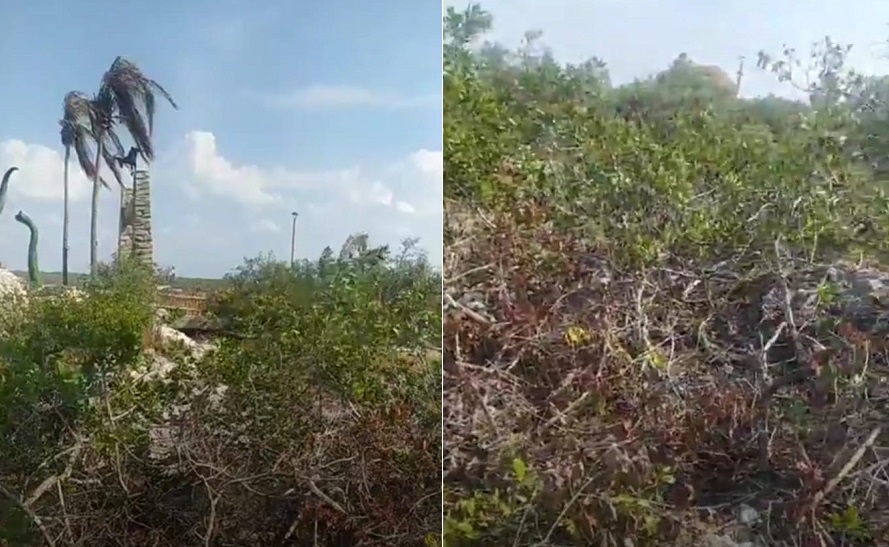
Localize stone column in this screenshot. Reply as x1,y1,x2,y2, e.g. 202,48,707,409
118,169,154,268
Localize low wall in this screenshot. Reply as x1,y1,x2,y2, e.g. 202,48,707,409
156,290,208,315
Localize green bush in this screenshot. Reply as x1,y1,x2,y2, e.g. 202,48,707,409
0,237,441,546
0,257,156,544
444,4,889,546
444,13,889,268
209,242,440,408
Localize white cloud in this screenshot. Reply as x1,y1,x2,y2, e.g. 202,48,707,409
380,149,442,217
0,132,443,276
185,130,360,206
0,140,91,201
410,149,444,175
181,130,442,268
186,131,278,205
395,201,417,214
250,218,281,233
259,85,439,110
183,130,441,218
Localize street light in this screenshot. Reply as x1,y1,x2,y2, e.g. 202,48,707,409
289,212,299,267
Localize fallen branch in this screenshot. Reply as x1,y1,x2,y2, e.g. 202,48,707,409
0,481,55,546
444,293,491,325
807,426,882,511
25,439,84,508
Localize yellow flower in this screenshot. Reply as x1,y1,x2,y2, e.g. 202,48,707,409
564,326,590,347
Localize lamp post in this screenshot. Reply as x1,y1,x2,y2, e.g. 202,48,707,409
289,211,298,267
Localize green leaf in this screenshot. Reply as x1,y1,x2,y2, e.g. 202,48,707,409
512,457,527,483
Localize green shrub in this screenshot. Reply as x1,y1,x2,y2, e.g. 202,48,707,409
444,4,889,546
0,258,156,544
209,242,440,408
0,238,441,546
445,23,889,268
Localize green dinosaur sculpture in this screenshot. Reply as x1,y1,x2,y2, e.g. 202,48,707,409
0,167,19,217
14,210,39,287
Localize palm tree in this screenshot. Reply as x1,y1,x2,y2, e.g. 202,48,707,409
87,57,177,276
85,89,126,276
60,92,126,283
100,57,177,159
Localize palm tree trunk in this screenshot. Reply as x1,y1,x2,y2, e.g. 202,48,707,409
62,146,71,286
89,140,104,277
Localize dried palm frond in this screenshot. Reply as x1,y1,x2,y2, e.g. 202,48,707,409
99,56,178,162
60,91,126,189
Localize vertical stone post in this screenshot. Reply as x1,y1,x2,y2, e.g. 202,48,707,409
118,169,154,268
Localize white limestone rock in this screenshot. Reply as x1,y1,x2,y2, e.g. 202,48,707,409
0,268,25,299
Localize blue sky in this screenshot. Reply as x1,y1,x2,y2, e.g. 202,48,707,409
445,0,889,98
0,0,442,277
